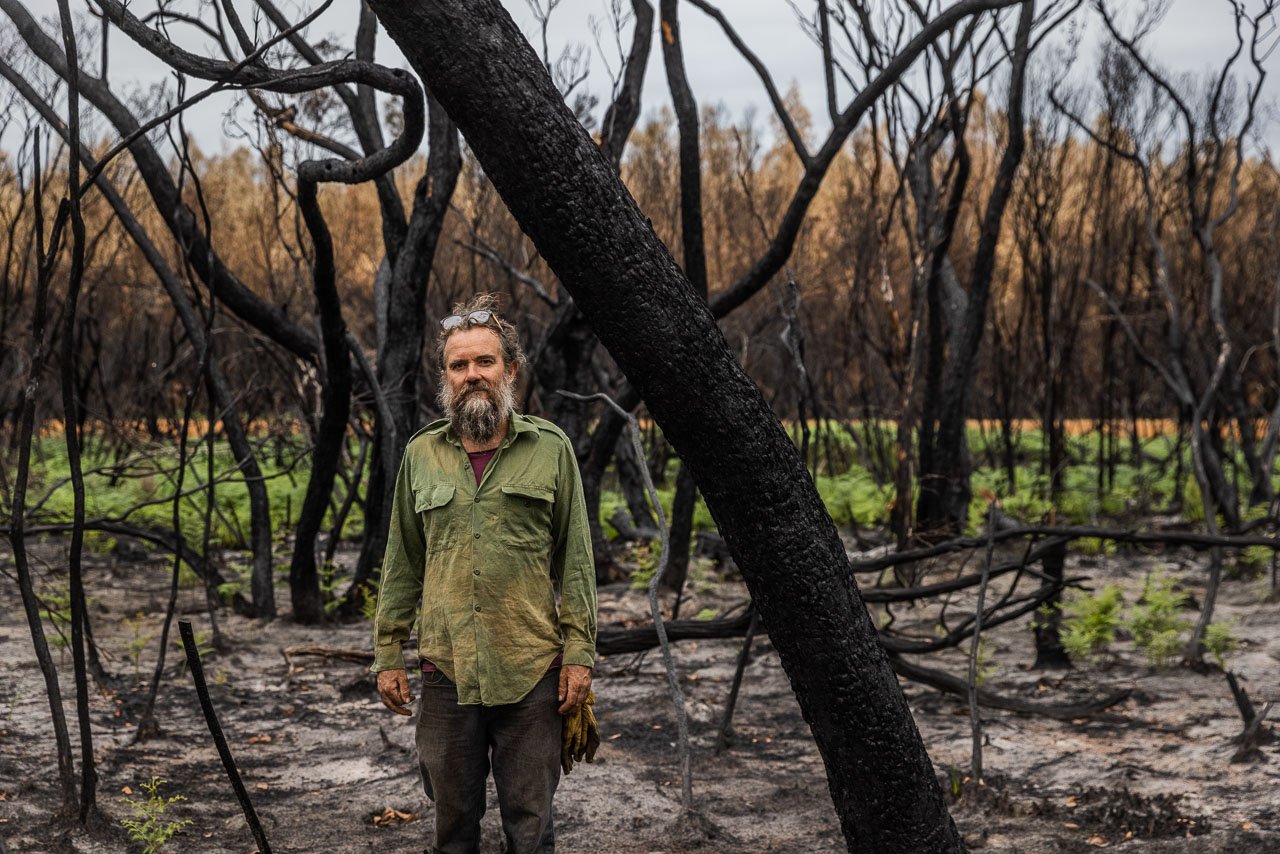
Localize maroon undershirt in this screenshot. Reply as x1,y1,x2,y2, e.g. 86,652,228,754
420,445,563,676
466,447,498,486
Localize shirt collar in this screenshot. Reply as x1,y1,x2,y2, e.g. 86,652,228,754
428,411,538,448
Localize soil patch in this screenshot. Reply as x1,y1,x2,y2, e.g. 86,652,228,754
1,541,1277,852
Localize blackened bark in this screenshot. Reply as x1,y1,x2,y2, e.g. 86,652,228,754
0,0,319,361
289,178,352,623
0,66,279,616
531,303,602,457
367,3,963,848
598,0,654,169
11,130,78,816
666,463,698,614
54,0,96,817
916,2,1034,535
659,0,707,606
351,433,389,598
580,394,638,581
348,88,461,605
614,433,657,530
660,0,707,299
1032,538,1071,669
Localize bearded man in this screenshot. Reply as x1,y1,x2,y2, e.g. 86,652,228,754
371,295,596,854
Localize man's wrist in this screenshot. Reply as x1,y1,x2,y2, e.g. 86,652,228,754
561,644,595,669
370,643,407,673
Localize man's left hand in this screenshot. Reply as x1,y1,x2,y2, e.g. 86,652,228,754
558,664,592,714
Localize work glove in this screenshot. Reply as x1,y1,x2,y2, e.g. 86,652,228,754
560,690,600,774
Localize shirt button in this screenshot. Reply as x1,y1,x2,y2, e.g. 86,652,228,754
474,532,481,539
473,569,480,576
474,604,481,612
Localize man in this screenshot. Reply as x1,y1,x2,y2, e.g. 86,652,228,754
371,295,597,854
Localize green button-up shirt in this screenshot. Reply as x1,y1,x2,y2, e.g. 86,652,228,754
371,412,597,706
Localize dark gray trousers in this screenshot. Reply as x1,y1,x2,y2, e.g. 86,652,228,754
415,670,560,854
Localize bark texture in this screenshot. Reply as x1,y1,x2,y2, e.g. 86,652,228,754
366,2,961,849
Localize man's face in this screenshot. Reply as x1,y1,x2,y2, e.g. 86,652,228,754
438,327,517,444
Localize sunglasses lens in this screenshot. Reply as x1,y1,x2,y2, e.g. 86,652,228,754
441,310,496,331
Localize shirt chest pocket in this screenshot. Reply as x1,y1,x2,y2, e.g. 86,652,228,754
497,483,555,549
414,483,461,553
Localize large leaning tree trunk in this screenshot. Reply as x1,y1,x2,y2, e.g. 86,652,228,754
368,2,963,850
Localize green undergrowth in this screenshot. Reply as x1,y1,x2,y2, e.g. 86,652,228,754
1058,568,1240,669
13,435,364,556
16,422,1279,557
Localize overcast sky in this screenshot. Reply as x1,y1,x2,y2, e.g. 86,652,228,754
11,0,1280,156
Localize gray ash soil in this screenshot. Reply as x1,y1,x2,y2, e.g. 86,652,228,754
1,540,1278,852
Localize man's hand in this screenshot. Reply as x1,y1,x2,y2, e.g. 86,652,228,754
558,664,592,714
377,668,414,716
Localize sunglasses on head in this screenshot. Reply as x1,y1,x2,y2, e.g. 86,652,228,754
440,309,499,331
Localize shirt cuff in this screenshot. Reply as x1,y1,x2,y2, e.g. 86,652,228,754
370,642,407,673
562,641,595,669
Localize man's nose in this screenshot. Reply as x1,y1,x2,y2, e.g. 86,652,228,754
465,364,485,382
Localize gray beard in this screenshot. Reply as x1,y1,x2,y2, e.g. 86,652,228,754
438,375,516,446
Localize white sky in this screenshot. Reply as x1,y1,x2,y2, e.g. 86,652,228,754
7,0,1280,158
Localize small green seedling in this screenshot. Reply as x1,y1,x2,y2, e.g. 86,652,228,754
120,776,192,853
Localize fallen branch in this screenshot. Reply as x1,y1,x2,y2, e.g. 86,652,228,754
279,614,757,669
889,654,1132,721
283,644,379,671
852,523,1280,573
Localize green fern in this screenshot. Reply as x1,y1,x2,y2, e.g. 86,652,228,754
1061,583,1124,664
1127,570,1192,668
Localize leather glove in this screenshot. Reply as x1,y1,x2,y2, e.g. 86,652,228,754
560,690,601,774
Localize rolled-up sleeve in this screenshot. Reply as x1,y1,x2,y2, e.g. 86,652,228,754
371,453,425,672
550,439,597,668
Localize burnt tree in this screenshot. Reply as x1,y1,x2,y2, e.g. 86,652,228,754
362,1,1036,849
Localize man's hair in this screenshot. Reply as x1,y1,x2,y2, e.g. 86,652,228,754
435,293,526,372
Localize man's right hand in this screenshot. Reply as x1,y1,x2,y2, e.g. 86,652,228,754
377,668,414,715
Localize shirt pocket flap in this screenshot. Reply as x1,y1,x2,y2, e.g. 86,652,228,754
414,483,456,512
500,483,554,504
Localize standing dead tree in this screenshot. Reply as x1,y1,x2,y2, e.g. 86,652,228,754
7,125,80,818
908,0,1040,535
1,0,316,617
363,1,1049,849
2,0,455,621
81,0,426,621
1057,0,1278,663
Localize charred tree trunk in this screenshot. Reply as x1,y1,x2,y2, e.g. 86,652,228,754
580,396,638,581
348,88,460,605
11,129,79,817
54,1,96,818
1032,538,1071,669
659,0,708,610
531,304,602,456
916,3,1033,536
614,433,658,531
289,179,353,623
368,2,965,848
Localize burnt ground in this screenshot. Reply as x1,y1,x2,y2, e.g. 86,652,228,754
1,539,1278,853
